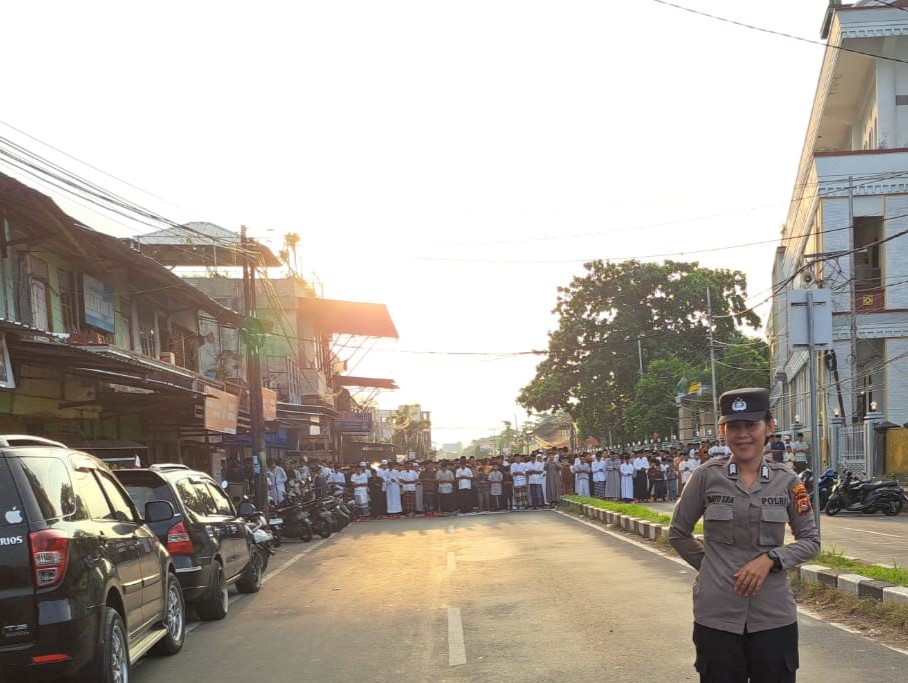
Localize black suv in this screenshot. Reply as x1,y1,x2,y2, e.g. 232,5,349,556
115,465,263,620
0,436,185,683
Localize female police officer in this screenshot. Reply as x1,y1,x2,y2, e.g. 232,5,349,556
669,388,819,682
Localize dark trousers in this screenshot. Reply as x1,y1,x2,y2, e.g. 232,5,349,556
457,488,473,513
372,491,386,517
423,490,437,512
693,622,797,683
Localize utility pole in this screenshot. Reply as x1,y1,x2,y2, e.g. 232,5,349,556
241,225,268,514
706,287,719,441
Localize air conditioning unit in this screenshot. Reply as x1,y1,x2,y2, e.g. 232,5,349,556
159,352,176,365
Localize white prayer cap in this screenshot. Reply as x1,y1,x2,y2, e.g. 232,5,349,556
359,462,367,466
381,459,389,464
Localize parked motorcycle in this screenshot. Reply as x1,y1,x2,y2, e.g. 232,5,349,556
237,501,277,572
799,468,838,510
300,496,334,539
825,470,904,516
271,495,315,543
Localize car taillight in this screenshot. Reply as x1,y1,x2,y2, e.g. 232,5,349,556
166,520,195,555
29,530,69,589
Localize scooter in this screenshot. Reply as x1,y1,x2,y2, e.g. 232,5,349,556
799,468,838,510
270,495,314,542
237,501,277,572
825,471,904,516
300,497,334,539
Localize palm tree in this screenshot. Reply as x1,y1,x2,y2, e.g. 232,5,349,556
283,233,301,274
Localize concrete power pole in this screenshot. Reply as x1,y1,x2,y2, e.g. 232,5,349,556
707,287,719,440
241,225,268,514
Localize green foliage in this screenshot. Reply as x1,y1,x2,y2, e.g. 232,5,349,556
624,358,699,440
816,548,908,587
715,339,770,394
563,495,703,533
518,259,761,443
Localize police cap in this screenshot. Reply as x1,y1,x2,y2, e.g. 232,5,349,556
718,387,770,425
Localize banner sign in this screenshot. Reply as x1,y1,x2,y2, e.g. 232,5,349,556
262,388,277,421
204,386,239,434
339,411,372,433
82,275,116,333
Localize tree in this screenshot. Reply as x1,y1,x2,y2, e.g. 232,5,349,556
623,358,699,440
518,259,761,442
716,339,770,394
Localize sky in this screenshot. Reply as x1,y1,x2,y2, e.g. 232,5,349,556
1,0,834,447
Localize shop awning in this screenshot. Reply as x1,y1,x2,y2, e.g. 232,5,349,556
298,299,398,338
336,376,399,390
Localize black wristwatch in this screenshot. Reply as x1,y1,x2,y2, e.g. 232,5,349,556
767,549,783,572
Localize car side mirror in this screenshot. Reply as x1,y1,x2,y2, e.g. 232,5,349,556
145,500,175,523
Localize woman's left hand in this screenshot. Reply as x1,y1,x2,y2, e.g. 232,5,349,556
732,554,775,597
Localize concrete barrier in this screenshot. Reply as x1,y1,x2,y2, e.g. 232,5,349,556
562,497,906,605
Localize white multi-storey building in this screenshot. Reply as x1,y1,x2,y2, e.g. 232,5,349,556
769,1,908,464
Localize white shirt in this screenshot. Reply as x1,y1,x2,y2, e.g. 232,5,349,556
399,469,419,492
679,457,699,484
633,456,650,472
592,459,606,482
528,459,545,485
511,462,528,487
572,461,590,479
351,472,369,491
455,467,473,490
488,470,503,496
436,469,454,494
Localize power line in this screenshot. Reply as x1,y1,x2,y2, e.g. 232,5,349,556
651,0,908,66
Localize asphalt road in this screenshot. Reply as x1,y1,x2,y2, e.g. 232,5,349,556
132,512,908,683
646,501,908,566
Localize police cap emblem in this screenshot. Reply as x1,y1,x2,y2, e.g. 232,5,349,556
732,398,747,412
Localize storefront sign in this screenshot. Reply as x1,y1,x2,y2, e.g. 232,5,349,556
339,411,372,433
205,386,239,434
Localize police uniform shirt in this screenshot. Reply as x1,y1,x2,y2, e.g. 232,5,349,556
669,457,819,635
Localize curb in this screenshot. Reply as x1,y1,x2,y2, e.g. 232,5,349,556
564,497,904,605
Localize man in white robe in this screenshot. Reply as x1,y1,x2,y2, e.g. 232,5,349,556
350,465,370,517
384,464,403,515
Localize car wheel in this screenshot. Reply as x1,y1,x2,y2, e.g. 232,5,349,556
195,560,229,620
300,521,313,543
236,549,264,594
78,607,129,683
152,572,185,655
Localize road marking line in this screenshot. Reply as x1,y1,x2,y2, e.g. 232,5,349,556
447,607,467,666
262,537,332,585
841,526,902,538
555,510,908,656
447,551,456,571
447,524,454,534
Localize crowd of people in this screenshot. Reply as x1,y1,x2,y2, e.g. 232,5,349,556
231,432,811,521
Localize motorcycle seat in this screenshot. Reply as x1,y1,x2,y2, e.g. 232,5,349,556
860,481,900,490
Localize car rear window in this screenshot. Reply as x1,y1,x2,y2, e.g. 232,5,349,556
0,467,24,528
115,472,178,514
17,455,77,522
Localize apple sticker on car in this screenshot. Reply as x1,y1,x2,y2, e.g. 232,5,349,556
5,507,23,524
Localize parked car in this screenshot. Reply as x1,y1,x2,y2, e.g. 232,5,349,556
0,436,185,683
114,464,264,621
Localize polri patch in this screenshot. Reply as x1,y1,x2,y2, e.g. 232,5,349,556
791,482,811,515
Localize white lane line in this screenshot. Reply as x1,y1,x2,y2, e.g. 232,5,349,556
447,524,455,534
185,538,333,635
447,551,456,571
262,537,331,585
841,526,902,539
447,607,467,666
555,510,908,658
